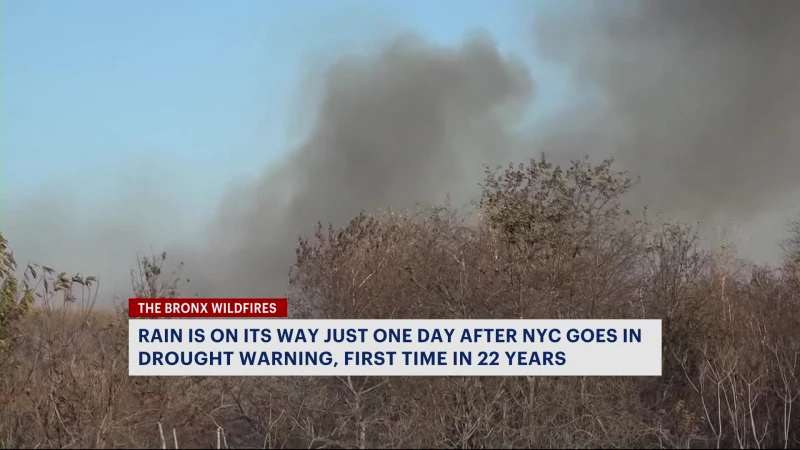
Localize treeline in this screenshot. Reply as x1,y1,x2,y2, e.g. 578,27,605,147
1,156,799,448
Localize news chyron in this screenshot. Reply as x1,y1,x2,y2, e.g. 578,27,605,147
128,297,662,377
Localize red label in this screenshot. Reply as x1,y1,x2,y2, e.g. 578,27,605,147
128,298,288,318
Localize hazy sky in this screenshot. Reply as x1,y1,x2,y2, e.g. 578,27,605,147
1,0,578,297
2,0,569,218
3,1,798,302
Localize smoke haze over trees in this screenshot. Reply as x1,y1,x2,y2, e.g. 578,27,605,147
2,2,800,447
3,0,800,301
531,0,800,226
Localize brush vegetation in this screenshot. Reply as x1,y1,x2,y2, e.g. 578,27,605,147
1,157,799,448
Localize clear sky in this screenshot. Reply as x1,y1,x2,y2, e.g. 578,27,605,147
1,0,571,223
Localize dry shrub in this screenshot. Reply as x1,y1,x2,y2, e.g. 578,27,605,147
2,157,799,448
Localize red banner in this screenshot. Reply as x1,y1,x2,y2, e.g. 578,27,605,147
128,298,288,318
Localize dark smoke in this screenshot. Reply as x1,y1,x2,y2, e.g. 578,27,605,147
532,0,800,224
174,33,534,297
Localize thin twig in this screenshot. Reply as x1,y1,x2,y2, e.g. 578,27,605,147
158,422,166,449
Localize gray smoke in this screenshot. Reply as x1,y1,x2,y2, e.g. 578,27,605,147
173,33,534,297
532,0,800,225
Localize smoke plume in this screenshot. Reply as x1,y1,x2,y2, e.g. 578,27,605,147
4,1,800,302
532,0,800,224
172,33,534,296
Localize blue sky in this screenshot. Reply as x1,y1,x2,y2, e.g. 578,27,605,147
1,1,574,220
